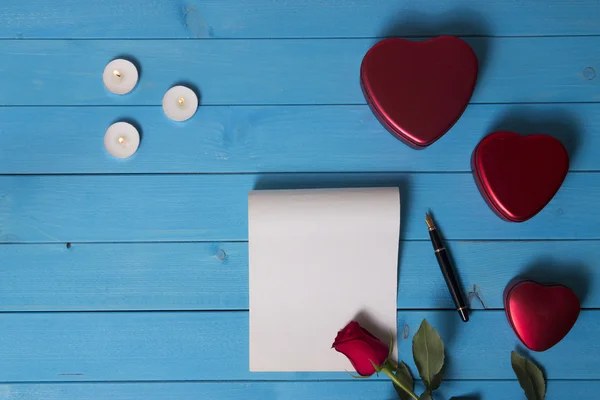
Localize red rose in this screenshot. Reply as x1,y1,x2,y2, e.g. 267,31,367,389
332,321,390,376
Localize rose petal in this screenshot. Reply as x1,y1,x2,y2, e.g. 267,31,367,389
334,339,387,376
332,321,362,346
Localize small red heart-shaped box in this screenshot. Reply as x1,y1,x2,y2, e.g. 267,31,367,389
472,131,569,222
360,36,478,148
504,280,580,352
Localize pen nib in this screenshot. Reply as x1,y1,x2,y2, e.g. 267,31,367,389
425,213,435,229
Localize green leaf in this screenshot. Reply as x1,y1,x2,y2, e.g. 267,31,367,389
412,319,445,391
388,331,396,359
419,391,432,400
511,351,546,400
429,364,444,391
370,359,383,375
393,362,415,400
345,371,371,379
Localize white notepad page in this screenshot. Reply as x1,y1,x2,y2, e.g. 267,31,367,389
248,187,400,372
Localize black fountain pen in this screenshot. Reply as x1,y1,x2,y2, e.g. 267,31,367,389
425,213,469,322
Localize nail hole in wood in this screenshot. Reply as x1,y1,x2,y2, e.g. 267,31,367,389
403,324,410,339
216,249,227,261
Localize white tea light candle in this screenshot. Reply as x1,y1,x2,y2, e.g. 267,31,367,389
162,85,198,121
103,59,138,95
104,122,140,159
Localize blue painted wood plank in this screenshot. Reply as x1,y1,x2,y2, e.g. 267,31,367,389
0,173,596,243
0,38,597,106
0,103,590,174
2,0,600,38
0,380,596,400
0,310,596,381
1,0,597,391
0,242,248,311
0,241,596,311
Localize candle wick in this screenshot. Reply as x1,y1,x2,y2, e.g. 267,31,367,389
178,97,185,106
118,137,126,145
113,70,122,78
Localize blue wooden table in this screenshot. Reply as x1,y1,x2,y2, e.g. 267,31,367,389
1,1,599,398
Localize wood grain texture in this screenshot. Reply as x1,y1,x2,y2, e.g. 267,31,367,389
0,380,596,400
0,38,598,106
0,103,590,174
2,0,599,392
0,173,595,243
2,0,600,38
0,241,595,311
0,310,597,382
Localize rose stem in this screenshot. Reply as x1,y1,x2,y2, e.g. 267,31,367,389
381,362,419,400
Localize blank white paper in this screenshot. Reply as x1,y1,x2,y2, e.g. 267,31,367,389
248,187,400,372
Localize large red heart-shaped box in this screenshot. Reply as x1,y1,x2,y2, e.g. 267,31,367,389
360,36,478,148
504,280,580,352
472,131,569,222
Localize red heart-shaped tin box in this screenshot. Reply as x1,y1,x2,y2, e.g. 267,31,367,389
504,279,580,352
360,36,478,148
472,131,569,222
